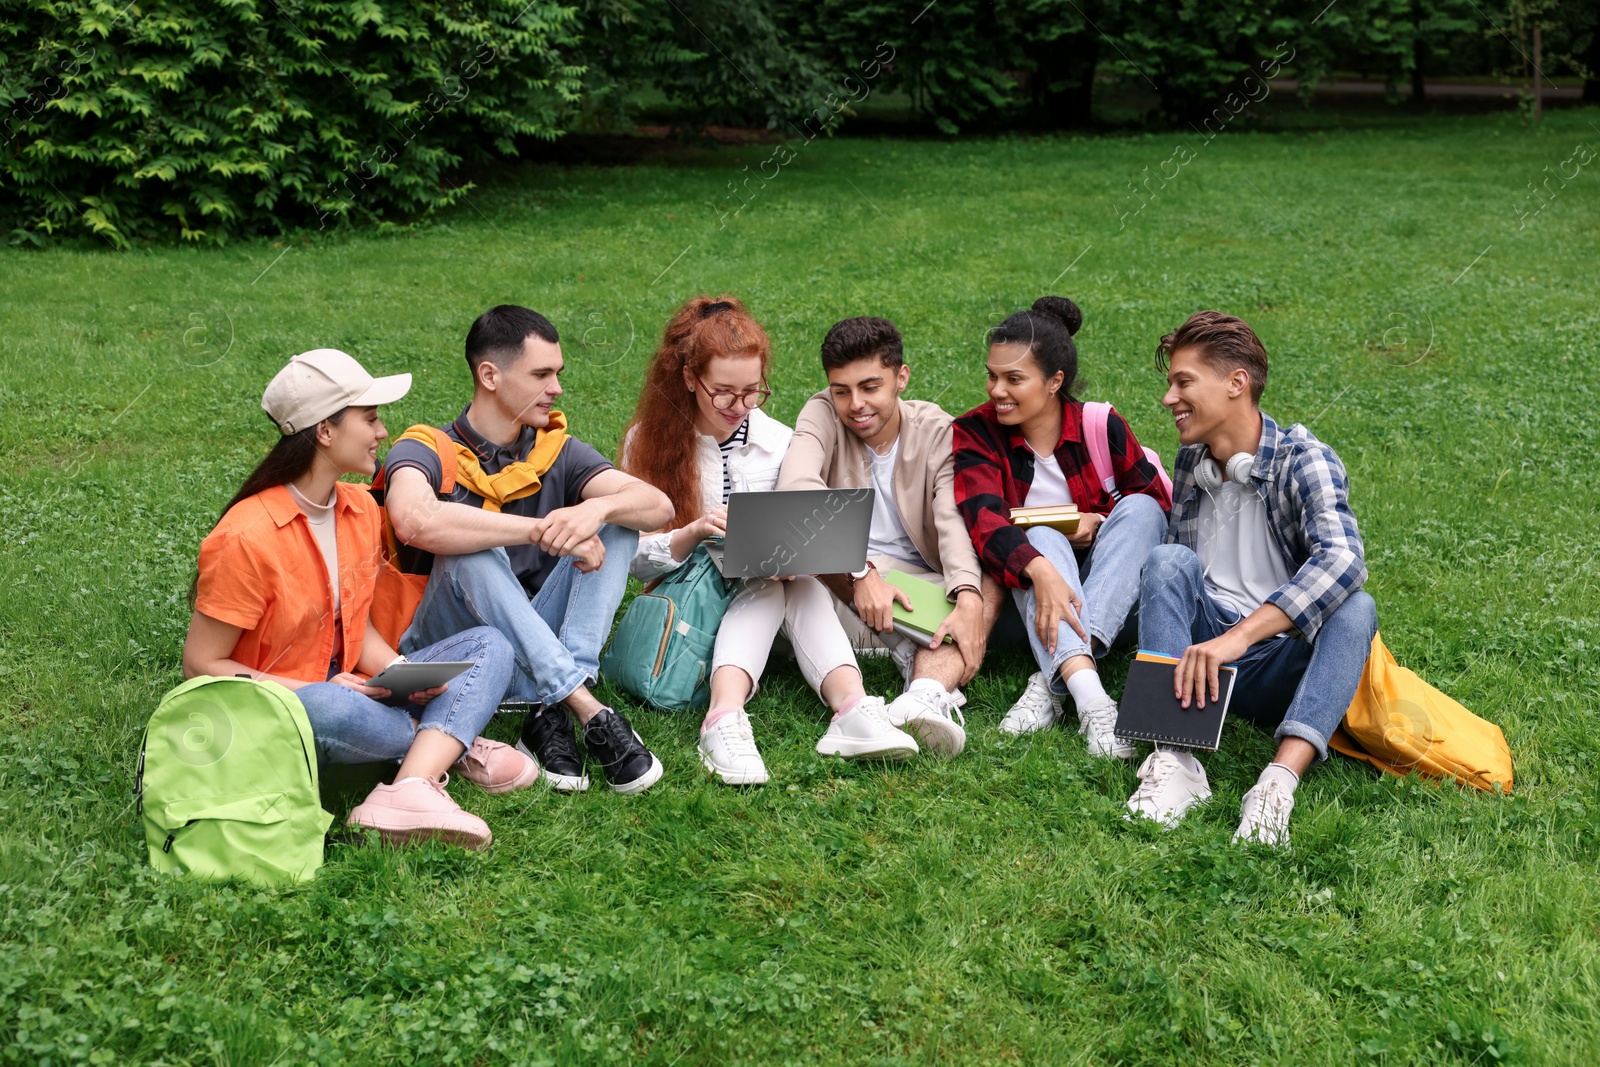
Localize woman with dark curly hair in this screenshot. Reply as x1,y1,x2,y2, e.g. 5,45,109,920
953,295,1172,753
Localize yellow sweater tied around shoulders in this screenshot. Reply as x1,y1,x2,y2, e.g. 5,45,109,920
394,412,569,513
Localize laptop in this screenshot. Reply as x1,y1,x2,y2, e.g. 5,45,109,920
705,488,874,579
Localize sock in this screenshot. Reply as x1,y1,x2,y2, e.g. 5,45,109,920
1158,745,1203,776
907,677,946,696
1258,762,1301,795
832,695,863,722
702,707,741,733
392,776,426,787
1064,668,1108,712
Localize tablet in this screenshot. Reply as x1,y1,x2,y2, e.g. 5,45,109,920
366,661,475,696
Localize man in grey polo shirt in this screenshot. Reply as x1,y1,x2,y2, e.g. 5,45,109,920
383,305,674,796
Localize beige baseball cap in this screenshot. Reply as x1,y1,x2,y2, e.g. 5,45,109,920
261,348,412,434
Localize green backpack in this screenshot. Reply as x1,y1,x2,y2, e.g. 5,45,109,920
601,545,739,711
136,676,333,886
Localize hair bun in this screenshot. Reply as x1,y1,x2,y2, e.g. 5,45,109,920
1032,295,1082,336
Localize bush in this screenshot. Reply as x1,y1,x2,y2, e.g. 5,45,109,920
0,0,585,246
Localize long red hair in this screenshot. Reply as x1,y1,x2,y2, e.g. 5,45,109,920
619,294,772,531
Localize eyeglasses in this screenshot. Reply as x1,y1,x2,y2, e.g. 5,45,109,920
694,381,771,411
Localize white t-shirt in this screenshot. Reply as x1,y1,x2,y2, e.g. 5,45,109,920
1196,481,1290,620
1025,446,1074,509
288,482,339,612
867,440,928,569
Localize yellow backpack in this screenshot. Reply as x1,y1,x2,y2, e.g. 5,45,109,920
1330,633,1513,793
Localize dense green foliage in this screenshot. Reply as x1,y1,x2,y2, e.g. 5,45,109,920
0,0,585,246
2,105,1598,1063
4,0,1596,242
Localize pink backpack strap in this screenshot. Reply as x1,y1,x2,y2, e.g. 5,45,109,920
1083,401,1175,503
1081,401,1120,500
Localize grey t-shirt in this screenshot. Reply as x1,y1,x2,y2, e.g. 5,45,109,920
384,406,613,598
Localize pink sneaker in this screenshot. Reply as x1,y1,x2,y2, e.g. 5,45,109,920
454,737,539,794
348,775,492,850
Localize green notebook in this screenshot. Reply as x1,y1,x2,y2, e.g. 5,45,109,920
883,569,955,644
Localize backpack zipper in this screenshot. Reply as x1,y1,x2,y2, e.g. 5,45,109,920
134,742,146,816
163,819,198,854
652,596,675,677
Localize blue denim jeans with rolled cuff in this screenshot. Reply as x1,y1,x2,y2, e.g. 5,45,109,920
1136,543,1378,760
1013,492,1168,697
401,523,637,708
296,625,514,765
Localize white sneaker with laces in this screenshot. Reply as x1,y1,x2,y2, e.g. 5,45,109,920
1234,780,1295,848
1076,694,1137,759
698,710,769,786
884,685,967,757
1125,749,1212,827
999,671,1063,736
816,696,919,760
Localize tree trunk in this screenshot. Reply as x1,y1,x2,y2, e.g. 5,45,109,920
1026,29,1098,129
1411,35,1427,103
1583,12,1600,104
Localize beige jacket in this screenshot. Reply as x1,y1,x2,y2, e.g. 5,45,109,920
777,392,982,599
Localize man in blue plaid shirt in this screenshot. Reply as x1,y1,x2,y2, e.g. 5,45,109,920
1125,311,1377,848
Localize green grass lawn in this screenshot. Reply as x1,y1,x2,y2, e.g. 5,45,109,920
3,105,1599,1065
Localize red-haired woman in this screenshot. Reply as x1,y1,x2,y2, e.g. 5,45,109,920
620,296,918,785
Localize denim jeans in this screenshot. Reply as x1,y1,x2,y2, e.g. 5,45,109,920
402,523,637,708
1013,493,1167,696
297,625,514,764
1137,543,1378,760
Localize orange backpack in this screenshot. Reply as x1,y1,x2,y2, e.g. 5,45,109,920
1330,632,1513,793
367,426,458,648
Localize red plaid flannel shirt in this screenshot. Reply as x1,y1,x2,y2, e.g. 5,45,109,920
952,399,1172,589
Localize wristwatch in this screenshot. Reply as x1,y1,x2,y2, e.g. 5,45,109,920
848,561,877,583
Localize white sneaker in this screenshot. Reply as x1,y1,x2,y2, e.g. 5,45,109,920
999,671,1063,736
1076,694,1137,759
1234,779,1295,848
816,696,919,760
698,711,770,786
884,685,967,757
1125,749,1211,827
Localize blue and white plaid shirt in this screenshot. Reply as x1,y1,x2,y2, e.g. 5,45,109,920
1168,412,1367,642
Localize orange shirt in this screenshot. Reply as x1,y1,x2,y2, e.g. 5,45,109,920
195,483,385,683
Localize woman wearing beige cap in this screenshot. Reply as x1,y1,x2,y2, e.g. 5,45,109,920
181,348,536,850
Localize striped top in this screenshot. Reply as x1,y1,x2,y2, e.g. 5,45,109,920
718,418,750,503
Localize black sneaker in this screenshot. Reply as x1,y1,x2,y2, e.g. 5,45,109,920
581,707,665,795
517,705,590,793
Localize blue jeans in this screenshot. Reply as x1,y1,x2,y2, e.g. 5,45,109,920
402,523,637,707
1137,543,1378,760
1014,493,1167,696
297,626,514,764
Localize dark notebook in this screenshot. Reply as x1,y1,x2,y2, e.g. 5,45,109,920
1115,651,1238,751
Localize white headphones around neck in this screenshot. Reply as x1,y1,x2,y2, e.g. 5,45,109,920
1194,450,1255,491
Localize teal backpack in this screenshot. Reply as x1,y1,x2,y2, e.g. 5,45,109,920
601,545,738,711
136,676,333,886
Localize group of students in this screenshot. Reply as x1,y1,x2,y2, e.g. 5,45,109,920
183,293,1377,852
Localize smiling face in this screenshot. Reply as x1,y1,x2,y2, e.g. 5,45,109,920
985,342,1062,426
684,352,765,439
1161,345,1253,448
483,335,564,429
319,406,387,477
826,356,907,448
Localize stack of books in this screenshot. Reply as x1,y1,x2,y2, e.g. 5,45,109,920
1008,504,1081,534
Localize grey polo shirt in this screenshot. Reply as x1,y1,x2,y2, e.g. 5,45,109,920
384,406,612,598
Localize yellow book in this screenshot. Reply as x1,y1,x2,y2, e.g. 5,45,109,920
1009,505,1080,534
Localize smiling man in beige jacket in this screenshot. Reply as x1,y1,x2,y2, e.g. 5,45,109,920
778,316,1004,757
